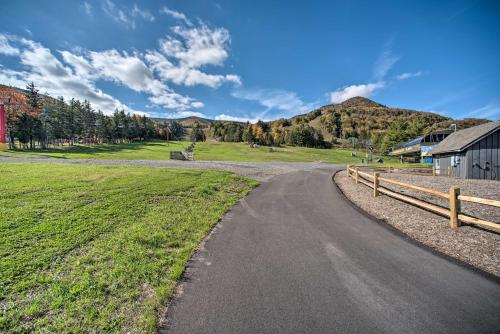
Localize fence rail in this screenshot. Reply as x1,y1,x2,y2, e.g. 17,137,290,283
346,165,500,231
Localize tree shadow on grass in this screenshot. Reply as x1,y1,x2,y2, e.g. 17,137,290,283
9,141,179,158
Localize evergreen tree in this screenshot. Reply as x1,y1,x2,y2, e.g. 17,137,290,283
23,82,42,149
406,117,427,139
333,112,342,138
25,82,41,110
242,123,255,143
190,121,206,142
170,121,186,140
381,121,409,153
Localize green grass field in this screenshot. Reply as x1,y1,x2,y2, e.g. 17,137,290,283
1,140,408,165
0,163,257,333
0,141,187,160
195,141,396,164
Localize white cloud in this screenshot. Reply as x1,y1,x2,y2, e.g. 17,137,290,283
131,4,155,22
0,35,20,56
191,101,205,108
396,71,422,80
232,88,315,114
373,47,399,81
326,43,402,105
82,1,92,16
465,103,500,120
89,50,165,95
167,25,230,67
148,91,200,110
61,48,203,111
215,113,269,123
60,51,96,79
101,0,154,29
0,66,27,88
427,110,449,117
176,111,205,117
160,6,192,26
149,110,206,119
329,82,385,104
145,50,240,88
225,75,241,86
0,38,130,114
145,23,240,88
0,10,241,116
0,34,203,114
102,0,129,25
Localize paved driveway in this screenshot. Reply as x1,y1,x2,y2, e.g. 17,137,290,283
162,167,500,334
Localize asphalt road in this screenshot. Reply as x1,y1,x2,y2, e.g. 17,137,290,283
162,167,500,334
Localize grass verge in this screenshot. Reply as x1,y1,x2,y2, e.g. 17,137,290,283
0,163,257,333
1,140,410,166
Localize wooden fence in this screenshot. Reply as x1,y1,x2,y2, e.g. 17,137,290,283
372,166,434,176
346,165,500,231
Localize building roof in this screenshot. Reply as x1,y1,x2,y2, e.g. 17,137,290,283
393,136,424,150
391,129,453,154
430,121,500,155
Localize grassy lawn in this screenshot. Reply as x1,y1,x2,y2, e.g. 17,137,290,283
0,141,188,160
195,141,398,164
0,163,257,333
1,140,409,165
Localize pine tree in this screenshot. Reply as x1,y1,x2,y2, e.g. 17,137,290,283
23,82,42,149
25,82,41,110
242,123,255,143
190,121,206,142
381,121,409,153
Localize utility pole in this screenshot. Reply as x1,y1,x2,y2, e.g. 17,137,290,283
0,97,11,151
166,123,170,146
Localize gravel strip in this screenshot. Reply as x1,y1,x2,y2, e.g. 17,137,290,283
0,156,334,182
335,170,500,277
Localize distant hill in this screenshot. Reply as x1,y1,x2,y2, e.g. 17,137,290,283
331,96,387,109
1,84,489,138
284,96,488,142
152,116,214,128
0,84,59,106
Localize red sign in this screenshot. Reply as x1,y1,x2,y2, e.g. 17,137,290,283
0,104,6,144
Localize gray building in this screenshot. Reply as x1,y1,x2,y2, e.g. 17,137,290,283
389,129,452,163
430,121,500,180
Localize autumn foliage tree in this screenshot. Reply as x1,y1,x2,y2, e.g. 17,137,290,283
1,83,162,149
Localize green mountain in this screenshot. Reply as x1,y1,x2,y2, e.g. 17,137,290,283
284,96,488,142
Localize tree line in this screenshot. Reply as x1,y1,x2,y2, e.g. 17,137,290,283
207,111,435,152
3,83,164,149
319,108,449,152
208,119,329,148
3,82,449,153
319,110,435,152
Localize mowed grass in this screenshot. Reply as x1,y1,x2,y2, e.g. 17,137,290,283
195,141,395,164
2,140,403,165
0,163,257,333
0,140,188,160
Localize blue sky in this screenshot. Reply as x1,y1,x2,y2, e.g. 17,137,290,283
0,0,499,121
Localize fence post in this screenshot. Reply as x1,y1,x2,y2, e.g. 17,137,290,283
432,166,436,176
346,164,350,178
449,186,461,228
355,167,359,184
373,172,380,197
